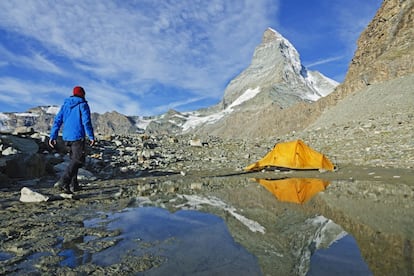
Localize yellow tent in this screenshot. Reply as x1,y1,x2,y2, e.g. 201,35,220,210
254,178,330,204
245,140,334,171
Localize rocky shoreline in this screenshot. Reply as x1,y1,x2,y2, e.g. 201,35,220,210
1,121,413,274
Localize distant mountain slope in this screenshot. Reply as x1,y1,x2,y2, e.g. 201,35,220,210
0,107,145,136
309,73,414,130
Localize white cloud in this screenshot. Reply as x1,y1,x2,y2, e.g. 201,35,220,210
80,81,144,115
0,1,274,87
0,77,67,107
0,45,64,75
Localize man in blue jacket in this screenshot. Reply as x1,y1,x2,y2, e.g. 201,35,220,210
49,86,95,194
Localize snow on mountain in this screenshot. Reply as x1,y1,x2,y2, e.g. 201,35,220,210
305,71,340,99
135,117,154,130
182,87,261,131
268,27,339,100
294,215,348,276
42,106,60,114
308,215,348,249
0,113,10,132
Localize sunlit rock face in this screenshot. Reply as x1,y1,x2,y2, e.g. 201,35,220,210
330,0,414,98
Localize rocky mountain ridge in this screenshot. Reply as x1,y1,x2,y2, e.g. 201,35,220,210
337,0,414,97
0,107,145,137
309,0,414,112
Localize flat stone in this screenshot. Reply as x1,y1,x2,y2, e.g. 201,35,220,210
20,187,49,203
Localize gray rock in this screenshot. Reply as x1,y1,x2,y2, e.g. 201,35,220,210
20,187,49,203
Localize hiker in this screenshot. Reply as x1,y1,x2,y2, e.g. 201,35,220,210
49,86,95,194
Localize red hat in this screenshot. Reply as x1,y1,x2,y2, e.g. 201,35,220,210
73,86,85,97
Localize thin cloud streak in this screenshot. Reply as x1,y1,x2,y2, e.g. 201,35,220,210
306,56,345,68
0,78,67,107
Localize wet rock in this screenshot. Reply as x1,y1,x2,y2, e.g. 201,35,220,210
19,187,49,202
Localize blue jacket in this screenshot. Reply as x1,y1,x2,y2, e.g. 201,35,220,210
50,96,95,141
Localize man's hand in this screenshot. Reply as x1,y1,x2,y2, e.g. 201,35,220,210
49,139,56,148
89,139,95,147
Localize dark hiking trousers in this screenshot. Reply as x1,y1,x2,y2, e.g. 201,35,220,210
60,139,85,190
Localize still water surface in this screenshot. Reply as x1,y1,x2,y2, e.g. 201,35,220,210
66,207,262,275
59,204,372,275
32,173,414,275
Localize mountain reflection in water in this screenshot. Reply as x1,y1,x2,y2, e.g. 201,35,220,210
253,177,374,275
80,207,262,275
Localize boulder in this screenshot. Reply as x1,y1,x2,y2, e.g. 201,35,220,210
19,187,49,203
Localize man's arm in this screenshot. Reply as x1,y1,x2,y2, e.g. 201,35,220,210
49,107,64,148
80,102,95,146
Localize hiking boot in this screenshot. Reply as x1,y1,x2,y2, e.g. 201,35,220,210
59,185,73,194
54,179,64,188
69,184,82,193
69,179,82,193
54,180,72,194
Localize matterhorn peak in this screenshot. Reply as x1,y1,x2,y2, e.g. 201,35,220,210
262,27,284,43
261,27,297,53
257,27,302,74
222,27,338,108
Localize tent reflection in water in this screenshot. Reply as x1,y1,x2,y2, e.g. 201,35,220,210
245,140,335,171
254,178,330,204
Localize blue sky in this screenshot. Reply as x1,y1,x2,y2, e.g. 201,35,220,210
0,0,382,116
